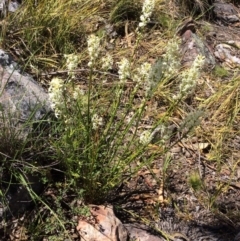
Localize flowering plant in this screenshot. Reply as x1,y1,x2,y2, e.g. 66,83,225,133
139,0,155,28
47,0,204,203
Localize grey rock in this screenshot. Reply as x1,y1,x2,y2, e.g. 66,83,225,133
0,0,6,17
214,43,240,66
0,49,52,220
8,0,21,13
124,223,164,241
180,29,216,70
0,50,52,139
0,0,20,18
0,0,21,18
1,173,45,220
213,1,239,24
0,49,20,75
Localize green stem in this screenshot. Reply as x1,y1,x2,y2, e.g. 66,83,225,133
87,68,93,163
87,69,93,200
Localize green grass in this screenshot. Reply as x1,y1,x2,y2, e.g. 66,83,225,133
0,0,240,239
4,0,104,74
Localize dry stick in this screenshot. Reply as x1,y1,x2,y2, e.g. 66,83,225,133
41,68,119,78
42,69,136,90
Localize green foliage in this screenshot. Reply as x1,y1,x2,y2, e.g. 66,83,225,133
179,110,204,134
0,118,23,158
47,31,205,204
110,0,141,23
213,65,229,78
4,0,101,71
49,69,152,203
188,172,202,191
176,0,213,16
157,13,174,30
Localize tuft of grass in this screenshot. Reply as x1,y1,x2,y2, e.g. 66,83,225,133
3,0,106,73
188,172,202,191
176,0,213,17
45,34,205,205
110,0,141,23
48,60,160,203
213,65,229,78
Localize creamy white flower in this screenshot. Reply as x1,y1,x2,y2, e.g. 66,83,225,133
192,54,205,69
49,77,64,90
117,58,130,83
102,54,113,70
139,0,155,28
115,88,123,98
125,111,135,124
64,117,74,125
134,62,152,83
178,55,205,98
87,61,93,67
73,88,85,100
48,78,64,118
92,113,103,130
139,130,153,145
87,35,101,67
133,62,153,96
64,54,79,79
162,39,181,78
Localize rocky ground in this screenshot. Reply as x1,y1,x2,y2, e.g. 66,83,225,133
111,1,240,240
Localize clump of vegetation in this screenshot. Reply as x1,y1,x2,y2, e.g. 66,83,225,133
47,0,195,203
213,65,229,78
189,172,202,191
110,0,141,23
5,0,102,72
176,0,213,16
0,0,240,239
